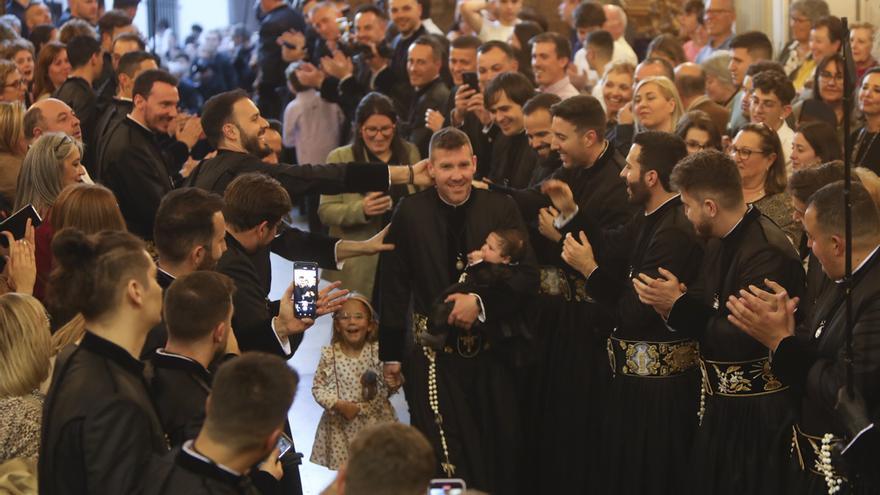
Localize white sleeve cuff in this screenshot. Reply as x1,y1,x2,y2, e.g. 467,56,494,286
270,317,293,355
333,240,345,270
470,293,486,323
554,205,580,229
842,423,875,455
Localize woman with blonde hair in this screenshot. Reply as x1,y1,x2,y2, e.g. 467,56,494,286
0,101,27,211
0,59,25,104
633,76,684,133
0,293,52,463
15,132,86,300
31,41,69,101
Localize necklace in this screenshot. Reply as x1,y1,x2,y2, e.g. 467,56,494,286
853,127,880,166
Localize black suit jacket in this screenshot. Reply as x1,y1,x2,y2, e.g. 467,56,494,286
39,332,168,495
148,350,213,448
257,5,307,90
217,233,303,359
96,117,182,239
54,76,99,173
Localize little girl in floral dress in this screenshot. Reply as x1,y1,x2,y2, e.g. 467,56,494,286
310,295,397,469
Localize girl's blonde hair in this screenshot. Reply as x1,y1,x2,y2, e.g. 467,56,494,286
0,293,51,397
633,76,685,133
331,294,378,344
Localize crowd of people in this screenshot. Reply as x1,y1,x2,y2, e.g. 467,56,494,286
0,0,879,494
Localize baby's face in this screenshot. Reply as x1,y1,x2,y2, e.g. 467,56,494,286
479,232,510,264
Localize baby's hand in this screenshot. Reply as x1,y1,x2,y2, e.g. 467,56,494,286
467,250,482,264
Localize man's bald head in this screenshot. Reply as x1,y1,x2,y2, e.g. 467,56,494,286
635,57,674,85
674,62,707,99
24,98,82,142
602,4,626,40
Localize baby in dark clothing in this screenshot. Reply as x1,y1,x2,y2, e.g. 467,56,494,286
422,228,531,351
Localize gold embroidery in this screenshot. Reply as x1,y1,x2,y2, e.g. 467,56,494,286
701,357,789,396
609,338,699,377
712,364,752,394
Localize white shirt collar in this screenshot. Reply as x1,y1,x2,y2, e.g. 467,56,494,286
722,205,753,238
645,194,680,216
182,440,242,476
835,244,880,283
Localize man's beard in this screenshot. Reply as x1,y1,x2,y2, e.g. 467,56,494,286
694,215,714,238
240,125,272,158
626,176,650,206
195,248,219,271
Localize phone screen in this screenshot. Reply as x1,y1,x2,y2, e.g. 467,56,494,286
428,479,466,495
293,262,318,319
276,432,293,460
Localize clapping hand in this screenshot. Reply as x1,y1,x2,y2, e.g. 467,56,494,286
425,108,444,132
632,268,685,319
541,179,577,217
561,231,597,278
538,206,562,242
726,279,797,351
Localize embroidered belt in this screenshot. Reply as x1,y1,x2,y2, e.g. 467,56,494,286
412,313,489,357
607,337,699,378
537,266,595,303
791,424,847,481
699,356,788,397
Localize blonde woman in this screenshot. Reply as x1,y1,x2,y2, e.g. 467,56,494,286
633,76,684,133
0,101,27,210
0,293,53,463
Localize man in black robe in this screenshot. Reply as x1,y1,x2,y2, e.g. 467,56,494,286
53,35,102,174
379,128,536,493
40,232,168,495
143,353,294,495
483,72,537,188
94,50,157,154
399,36,450,157
255,0,306,119
384,0,427,111
546,131,703,493
727,181,880,494
522,92,563,187
189,89,429,205
479,95,635,493
96,69,202,239
633,150,805,495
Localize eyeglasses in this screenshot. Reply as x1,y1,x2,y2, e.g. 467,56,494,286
819,71,844,82
728,146,767,159
790,15,810,24
685,140,708,151
362,125,394,137
4,79,23,89
335,312,367,321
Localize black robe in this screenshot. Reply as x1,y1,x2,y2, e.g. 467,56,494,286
96,116,187,239
526,151,563,188
54,76,100,174
573,196,704,494
141,268,177,359
771,246,880,494
143,445,270,495
385,25,428,113
94,97,132,159
400,77,451,158
486,131,537,189
149,350,213,447
490,142,636,493
39,332,168,495
665,206,805,495
378,187,535,493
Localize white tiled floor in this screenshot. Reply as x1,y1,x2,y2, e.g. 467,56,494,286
268,252,410,495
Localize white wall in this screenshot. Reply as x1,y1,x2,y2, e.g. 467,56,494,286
132,0,230,39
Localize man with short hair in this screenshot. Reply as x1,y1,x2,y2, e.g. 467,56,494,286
24,2,52,36
675,62,730,135
58,0,99,26
545,131,703,494
192,29,238,101
401,35,450,156
522,92,563,186
387,0,427,110
380,127,536,492
94,9,137,101
603,4,638,66
94,50,158,150
695,0,736,63
484,71,536,188
633,149,804,493
307,2,343,61
727,180,880,495
191,89,428,216
749,70,796,169
24,98,82,143
583,30,614,103
97,69,203,239
634,57,675,85
255,0,307,119
727,31,773,135
530,32,579,99
144,353,297,494
332,423,435,495
54,35,103,173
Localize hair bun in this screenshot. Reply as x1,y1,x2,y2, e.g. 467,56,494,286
51,228,96,269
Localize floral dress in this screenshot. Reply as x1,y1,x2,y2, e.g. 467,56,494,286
310,341,397,469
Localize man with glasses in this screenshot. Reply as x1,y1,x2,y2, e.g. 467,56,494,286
749,71,796,171
695,0,736,64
